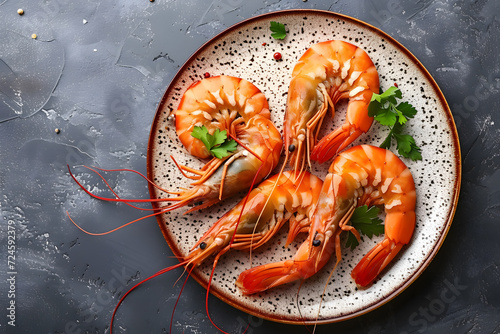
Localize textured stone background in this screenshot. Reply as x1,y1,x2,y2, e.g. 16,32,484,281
0,0,498,333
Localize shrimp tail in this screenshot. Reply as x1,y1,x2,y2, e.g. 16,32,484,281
351,238,404,287
236,232,332,295
310,125,363,163
311,92,377,163
236,260,304,295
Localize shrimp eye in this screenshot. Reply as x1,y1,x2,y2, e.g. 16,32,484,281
288,144,296,152
312,239,321,247
199,242,207,250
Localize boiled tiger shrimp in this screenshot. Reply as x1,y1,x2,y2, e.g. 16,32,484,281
182,170,323,267
236,145,416,294
283,40,379,174
165,75,283,213
109,170,323,334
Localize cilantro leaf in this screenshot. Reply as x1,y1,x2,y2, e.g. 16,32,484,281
397,101,417,119
191,125,238,159
210,139,238,159
191,125,212,148
345,231,361,250
381,86,402,100
394,133,422,161
379,132,393,149
395,108,408,125
211,128,227,147
368,86,422,161
345,205,384,250
372,106,397,126
270,21,287,40
371,86,401,103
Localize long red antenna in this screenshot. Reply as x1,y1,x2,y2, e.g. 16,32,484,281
110,262,187,334
169,266,195,334
86,165,171,193
66,210,166,236
67,165,171,203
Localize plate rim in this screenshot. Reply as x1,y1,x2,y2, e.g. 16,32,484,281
146,8,462,324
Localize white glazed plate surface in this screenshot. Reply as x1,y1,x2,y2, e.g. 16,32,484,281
147,10,461,324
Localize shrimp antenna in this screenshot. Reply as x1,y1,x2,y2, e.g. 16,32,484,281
293,280,317,334
170,155,206,179
86,165,171,193
109,261,187,334
82,165,158,211
204,252,249,334
311,255,342,334
67,210,166,236
169,266,195,334
310,205,356,333
67,166,176,235
67,165,172,204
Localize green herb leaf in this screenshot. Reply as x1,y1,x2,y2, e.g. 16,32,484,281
371,86,401,103
209,139,238,159
397,101,417,119
379,132,393,149
270,21,287,40
368,86,422,161
373,107,397,126
191,125,212,148
345,231,361,250
191,125,238,159
394,133,422,161
345,205,385,250
211,128,227,147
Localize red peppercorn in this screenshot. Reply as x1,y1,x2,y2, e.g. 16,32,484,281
394,82,398,88
204,72,210,78
262,42,266,46
273,52,282,61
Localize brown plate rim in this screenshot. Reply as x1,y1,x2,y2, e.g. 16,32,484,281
146,9,462,324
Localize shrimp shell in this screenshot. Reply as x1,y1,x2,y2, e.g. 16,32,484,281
283,40,379,174
183,170,323,267
163,75,283,213
236,145,416,294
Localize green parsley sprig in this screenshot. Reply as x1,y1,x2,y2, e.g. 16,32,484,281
191,125,237,159
368,86,422,161
346,205,384,250
270,21,287,40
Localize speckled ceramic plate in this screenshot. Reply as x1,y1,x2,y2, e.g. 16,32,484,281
147,10,461,324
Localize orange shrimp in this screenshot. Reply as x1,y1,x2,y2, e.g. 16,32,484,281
108,170,323,334
283,40,379,174
175,75,271,158
236,145,416,294
182,170,323,267
166,75,283,212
